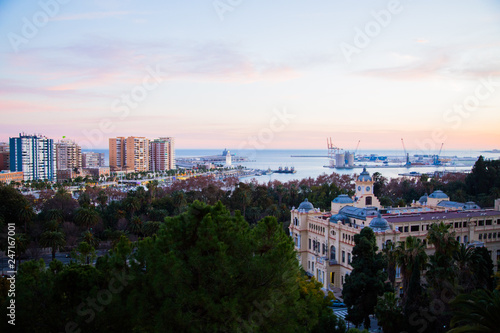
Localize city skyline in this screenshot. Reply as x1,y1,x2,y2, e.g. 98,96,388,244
1,1,500,151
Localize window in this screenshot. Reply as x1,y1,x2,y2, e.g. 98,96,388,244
404,226,409,233
308,261,310,269
331,272,335,283
312,262,314,271
486,220,492,226
463,222,467,228
398,227,403,232
411,225,419,232
366,196,372,205
396,266,401,278
330,246,336,260
488,233,492,239
464,235,468,243
457,236,460,243
479,220,484,226
342,251,346,263
455,222,460,228
341,275,344,285
479,234,483,240
322,243,326,255
348,253,351,264
309,239,311,250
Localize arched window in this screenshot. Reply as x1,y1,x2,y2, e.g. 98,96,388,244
330,245,336,260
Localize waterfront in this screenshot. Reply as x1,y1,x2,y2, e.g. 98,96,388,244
83,148,498,183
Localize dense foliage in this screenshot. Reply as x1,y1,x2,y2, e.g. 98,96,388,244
0,201,343,332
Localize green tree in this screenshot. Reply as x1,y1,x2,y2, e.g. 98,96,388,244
395,236,428,305
374,292,405,333
39,231,66,261
342,227,390,329
449,289,500,333
75,207,99,231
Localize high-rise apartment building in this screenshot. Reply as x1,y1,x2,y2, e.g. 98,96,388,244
109,137,127,171
56,139,81,170
10,133,56,181
82,152,105,168
149,137,175,171
126,137,149,172
0,142,9,171
109,136,150,172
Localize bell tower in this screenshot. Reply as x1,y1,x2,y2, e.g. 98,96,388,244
354,167,380,208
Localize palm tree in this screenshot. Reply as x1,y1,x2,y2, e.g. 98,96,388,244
427,222,458,257
449,289,500,332
19,204,34,233
81,230,99,249
394,236,428,303
39,231,66,261
382,241,397,288
128,216,144,237
75,207,99,231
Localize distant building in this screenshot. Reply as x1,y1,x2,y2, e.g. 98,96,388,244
82,152,105,168
56,139,81,171
109,136,150,172
225,149,232,167
0,142,9,171
0,171,23,184
289,167,500,291
9,133,56,181
150,137,175,171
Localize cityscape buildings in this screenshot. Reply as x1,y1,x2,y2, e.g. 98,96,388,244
82,152,106,168
149,137,175,171
289,168,500,291
0,142,9,171
9,133,56,181
56,139,82,171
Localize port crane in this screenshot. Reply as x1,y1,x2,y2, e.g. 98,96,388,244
327,137,340,160
401,138,411,167
433,143,444,165
354,140,361,154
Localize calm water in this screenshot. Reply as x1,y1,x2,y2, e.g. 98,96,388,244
83,148,499,182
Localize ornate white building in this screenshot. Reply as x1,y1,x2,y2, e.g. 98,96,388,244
289,168,500,291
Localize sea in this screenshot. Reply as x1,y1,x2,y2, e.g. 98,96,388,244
82,148,500,183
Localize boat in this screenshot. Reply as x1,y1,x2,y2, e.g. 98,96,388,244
274,166,297,174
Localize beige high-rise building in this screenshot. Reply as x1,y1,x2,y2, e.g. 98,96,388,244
56,139,81,170
126,137,149,172
109,137,150,172
149,137,175,171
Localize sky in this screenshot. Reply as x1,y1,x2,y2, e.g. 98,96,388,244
0,0,499,152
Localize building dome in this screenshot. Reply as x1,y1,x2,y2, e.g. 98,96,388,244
419,193,428,204
357,167,372,182
332,194,354,204
369,212,390,231
429,190,449,199
298,198,314,212
330,213,349,224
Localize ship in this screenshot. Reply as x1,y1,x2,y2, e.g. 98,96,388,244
274,166,297,174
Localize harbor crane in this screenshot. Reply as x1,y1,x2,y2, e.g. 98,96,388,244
354,140,361,154
327,137,340,160
401,138,411,167
433,143,444,165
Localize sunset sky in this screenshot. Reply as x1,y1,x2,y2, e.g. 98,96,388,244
1,0,499,151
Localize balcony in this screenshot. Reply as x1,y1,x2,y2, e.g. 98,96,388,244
329,259,339,266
